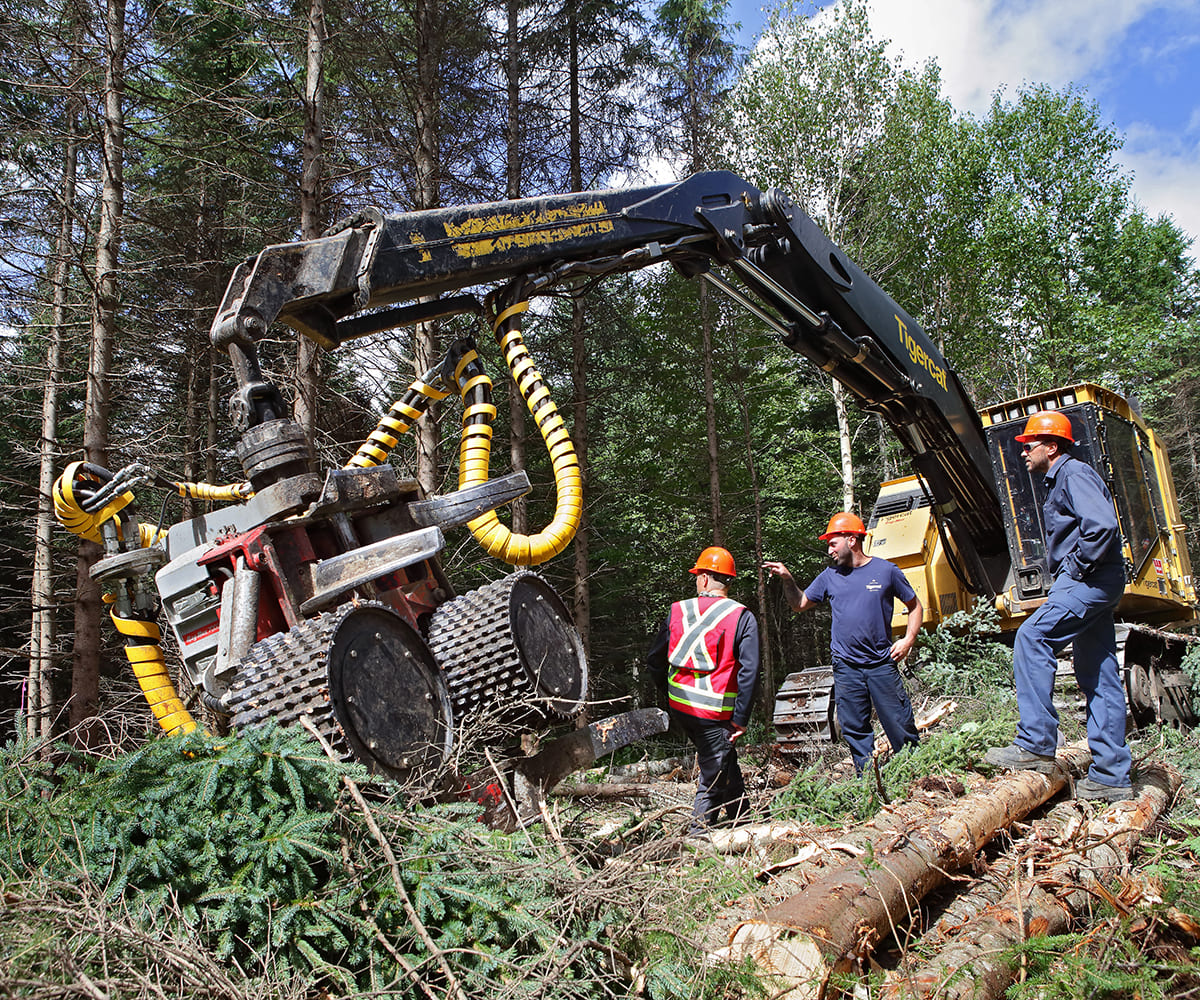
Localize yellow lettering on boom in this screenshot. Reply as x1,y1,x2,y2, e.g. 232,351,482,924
895,315,948,392
444,201,614,259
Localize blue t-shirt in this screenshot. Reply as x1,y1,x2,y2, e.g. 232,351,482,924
804,558,916,667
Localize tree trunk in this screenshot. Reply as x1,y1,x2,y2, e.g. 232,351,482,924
30,93,80,742
700,281,722,541
727,745,1092,989
882,762,1181,1000
566,0,590,652
70,0,126,745
729,335,772,715
834,380,854,511
505,0,527,534
295,0,325,457
570,294,590,657
412,0,440,497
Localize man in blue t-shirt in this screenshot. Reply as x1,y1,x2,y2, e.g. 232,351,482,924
764,512,923,773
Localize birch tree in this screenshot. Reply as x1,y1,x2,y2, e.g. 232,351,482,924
724,0,892,511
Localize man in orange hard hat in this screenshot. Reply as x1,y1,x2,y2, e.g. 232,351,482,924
765,512,923,774
984,410,1131,802
647,546,761,835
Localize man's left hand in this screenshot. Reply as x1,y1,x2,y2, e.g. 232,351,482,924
889,638,915,662
728,722,747,744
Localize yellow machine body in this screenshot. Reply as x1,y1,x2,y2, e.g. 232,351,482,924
868,383,1198,636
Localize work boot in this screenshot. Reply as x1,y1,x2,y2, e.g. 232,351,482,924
1074,776,1133,803
983,744,1057,774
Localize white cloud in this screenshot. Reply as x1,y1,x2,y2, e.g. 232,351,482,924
1120,124,1200,250
864,0,1200,249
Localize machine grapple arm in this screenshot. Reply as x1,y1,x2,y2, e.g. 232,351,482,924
212,170,1008,593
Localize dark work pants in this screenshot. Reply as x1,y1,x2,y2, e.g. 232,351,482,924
832,658,919,773
669,708,746,833
1013,564,1129,787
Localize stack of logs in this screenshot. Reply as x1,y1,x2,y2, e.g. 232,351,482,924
707,742,1182,998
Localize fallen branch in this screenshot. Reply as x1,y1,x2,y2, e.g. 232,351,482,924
300,716,469,1000
723,743,1092,995
551,782,653,800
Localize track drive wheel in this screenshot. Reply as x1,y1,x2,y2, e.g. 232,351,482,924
427,571,588,726
226,602,454,783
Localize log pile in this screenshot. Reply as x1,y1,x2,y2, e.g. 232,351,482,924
710,744,1181,998
880,760,1181,1000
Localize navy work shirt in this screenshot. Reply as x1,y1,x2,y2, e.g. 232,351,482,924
1042,455,1123,580
804,558,915,668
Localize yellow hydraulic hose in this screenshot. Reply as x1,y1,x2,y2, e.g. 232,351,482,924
342,283,583,566
459,293,582,565
52,461,135,545
53,461,209,739
173,480,252,502
109,607,198,736
345,376,452,469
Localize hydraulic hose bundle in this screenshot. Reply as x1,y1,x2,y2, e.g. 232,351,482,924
347,278,583,566
52,461,251,738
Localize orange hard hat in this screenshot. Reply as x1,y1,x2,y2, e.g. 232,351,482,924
690,546,736,577
819,512,867,541
1014,410,1074,444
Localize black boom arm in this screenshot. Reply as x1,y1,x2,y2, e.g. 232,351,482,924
210,171,1009,594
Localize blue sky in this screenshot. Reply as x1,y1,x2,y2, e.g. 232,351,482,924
725,0,1200,254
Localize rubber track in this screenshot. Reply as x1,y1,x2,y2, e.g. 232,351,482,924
225,611,351,757
428,572,566,723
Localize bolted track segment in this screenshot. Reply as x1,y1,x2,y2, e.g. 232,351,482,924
772,666,839,753
428,571,588,727
226,601,454,782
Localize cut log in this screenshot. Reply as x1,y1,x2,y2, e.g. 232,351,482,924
918,800,1080,947
551,782,652,800
724,743,1092,995
880,760,1181,1000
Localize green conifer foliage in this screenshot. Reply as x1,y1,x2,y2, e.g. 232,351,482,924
0,725,747,995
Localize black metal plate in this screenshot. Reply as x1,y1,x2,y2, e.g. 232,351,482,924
326,603,454,781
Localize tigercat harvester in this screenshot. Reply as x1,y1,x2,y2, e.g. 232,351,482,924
52,171,1198,788
775,383,1198,749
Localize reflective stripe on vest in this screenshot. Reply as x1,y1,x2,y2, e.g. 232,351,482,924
668,598,739,673
668,672,737,715
666,597,743,719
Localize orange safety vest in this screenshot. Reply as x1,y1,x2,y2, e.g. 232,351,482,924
666,596,745,720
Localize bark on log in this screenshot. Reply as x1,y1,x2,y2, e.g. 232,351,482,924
918,800,1080,947
724,744,1092,995
880,760,1181,1000
551,782,652,800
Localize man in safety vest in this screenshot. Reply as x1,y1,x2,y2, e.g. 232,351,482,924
647,546,761,835
765,512,923,774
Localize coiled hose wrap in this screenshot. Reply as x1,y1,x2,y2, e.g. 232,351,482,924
346,376,452,469
52,461,136,545
109,608,197,736
459,293,582,565
53,460,200,737
343,281,582,566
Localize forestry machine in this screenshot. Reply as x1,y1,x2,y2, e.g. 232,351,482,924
52,171,1198,784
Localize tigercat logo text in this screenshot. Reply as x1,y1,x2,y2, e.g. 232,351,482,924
443,201,614,259
896,315,948,392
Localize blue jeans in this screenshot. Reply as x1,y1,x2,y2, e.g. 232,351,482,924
669,708,746,832
832,658,919,773
1013,564,1130,787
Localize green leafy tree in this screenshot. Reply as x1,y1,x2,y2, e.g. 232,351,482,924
723,0,893,511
